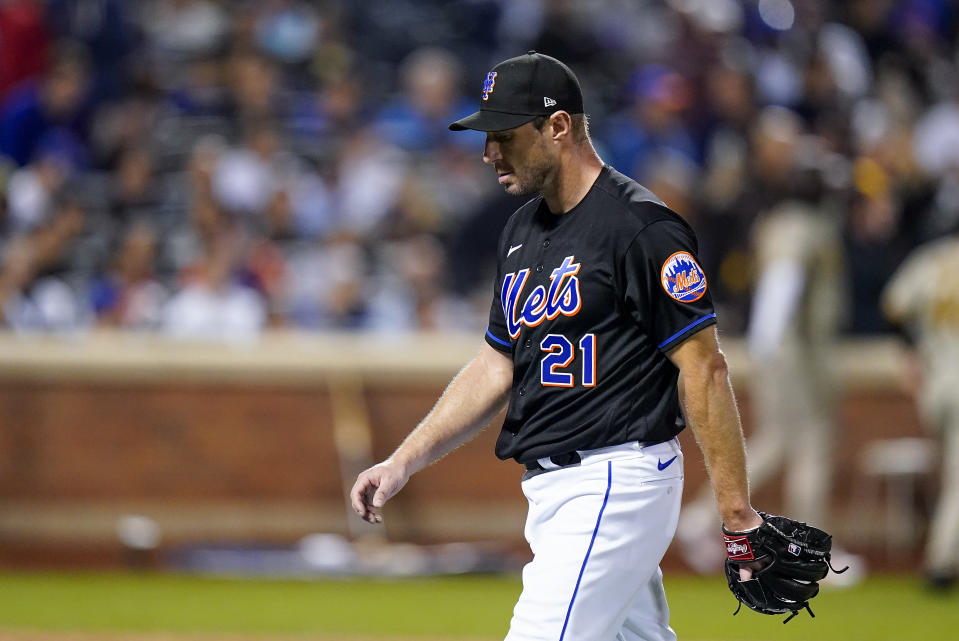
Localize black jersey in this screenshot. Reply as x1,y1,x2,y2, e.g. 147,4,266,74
485,165,716,463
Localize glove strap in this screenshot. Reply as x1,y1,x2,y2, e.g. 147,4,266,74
827,558,850,574
783,602,815,624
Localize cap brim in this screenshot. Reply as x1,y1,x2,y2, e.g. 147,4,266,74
449,110,538,132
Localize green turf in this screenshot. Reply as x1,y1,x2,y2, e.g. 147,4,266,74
0,572,519,639
668,574,958,641
0,572,954,640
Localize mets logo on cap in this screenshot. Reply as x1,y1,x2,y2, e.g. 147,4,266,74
482,71,497,101
661,251,707,303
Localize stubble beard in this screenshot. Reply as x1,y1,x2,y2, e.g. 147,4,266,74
503,145,553,197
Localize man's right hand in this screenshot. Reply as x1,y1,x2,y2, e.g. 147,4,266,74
350,460,410,524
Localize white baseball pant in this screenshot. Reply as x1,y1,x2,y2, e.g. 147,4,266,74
505,439,684,641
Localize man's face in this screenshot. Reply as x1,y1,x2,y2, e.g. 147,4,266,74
483,120,554,196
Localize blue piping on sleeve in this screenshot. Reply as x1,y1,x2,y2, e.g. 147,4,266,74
485,328,511,347
657,313,717,349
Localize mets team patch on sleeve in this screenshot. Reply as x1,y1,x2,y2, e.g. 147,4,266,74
661,251,707,302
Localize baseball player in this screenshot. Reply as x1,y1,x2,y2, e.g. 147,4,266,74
882,233,959,590
351,52,818,639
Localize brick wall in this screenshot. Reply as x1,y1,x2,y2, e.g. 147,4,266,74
0,332,932,569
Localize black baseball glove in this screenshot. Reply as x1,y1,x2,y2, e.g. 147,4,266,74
723,512,846,623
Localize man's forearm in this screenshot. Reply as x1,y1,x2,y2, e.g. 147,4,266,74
391,346,512,476
681,352,757,530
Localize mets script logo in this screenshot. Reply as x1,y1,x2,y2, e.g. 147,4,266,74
661,251,707,303
502,256,582,339
482,71,497,101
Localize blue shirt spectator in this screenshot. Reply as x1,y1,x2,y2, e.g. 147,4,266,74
0,45,90,167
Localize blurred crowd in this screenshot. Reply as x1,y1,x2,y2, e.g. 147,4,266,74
1,0,958,339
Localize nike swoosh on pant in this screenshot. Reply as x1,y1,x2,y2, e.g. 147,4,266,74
657,456,677,471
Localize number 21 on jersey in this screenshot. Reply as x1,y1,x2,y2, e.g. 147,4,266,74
540,334,596,387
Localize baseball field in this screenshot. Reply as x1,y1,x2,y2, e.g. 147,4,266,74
0,571,953,641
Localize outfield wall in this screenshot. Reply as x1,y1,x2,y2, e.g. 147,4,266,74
0,331,929,568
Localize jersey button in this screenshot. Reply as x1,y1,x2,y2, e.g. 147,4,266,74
524,338,531,348
536,265,543,272
543,239,550,247
519,387,526,396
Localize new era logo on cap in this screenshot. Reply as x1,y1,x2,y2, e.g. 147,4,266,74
449,51,585,132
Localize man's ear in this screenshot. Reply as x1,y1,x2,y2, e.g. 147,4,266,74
549,111,573,142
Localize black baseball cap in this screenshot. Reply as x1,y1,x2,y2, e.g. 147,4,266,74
449,51,584,132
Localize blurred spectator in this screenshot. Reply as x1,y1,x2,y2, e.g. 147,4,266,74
739,161,848,547
90,92,164,170
696,60,756,157
210,118,333,240
412,141,491,235
374,47,481,153
0,41,91,168
0,238,82,330
109,144,162,221
694,61,755,238
366,234,452,331
529,1,600,69
6,150,73,234
282,237,366,329
165,134,230,275
447,187,518,304
162,225,266,340
253,0,320,68
0,239,39,326
913,100,959,179
244,233,287,325
0,197,88,331
27,194,87,285
696,106,809,330
0,0,51,104
288,73,362,142
141,0,228,63
334,127,407,237
211,119,282,219
46,0,139,101
164,55,229,119
882,228,959,591
844,167,911,333
89,221,167,328
225,51,284,122
602,64,697,181
2,1,959,337
641,150,699,222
